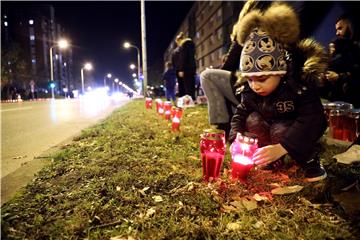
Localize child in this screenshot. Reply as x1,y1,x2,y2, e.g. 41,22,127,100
229,2,328,182
162,61,177,102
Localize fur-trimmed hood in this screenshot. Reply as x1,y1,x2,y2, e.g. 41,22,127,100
234,1,327,86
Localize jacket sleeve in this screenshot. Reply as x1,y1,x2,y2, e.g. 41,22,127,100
229,95,253,143
221,40,242,72
279,87,327,163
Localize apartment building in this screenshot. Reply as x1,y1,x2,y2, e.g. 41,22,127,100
1,4,74,98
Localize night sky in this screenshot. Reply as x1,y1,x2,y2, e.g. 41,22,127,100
4,1,194,87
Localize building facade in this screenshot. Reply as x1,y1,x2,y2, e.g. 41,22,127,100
164,1,244,74
1,4,74,99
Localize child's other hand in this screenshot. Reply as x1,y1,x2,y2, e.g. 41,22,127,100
253,144,288,167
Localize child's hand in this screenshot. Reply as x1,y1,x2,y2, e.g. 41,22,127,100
253,144,288,168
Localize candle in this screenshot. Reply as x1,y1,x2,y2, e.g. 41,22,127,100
164,110,171,120
200,129,226,181
231,154,253,180
230,132,257,181
172,116,180,131
145,98,152,109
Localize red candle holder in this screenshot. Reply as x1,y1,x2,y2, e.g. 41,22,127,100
170,106,177,120
164,101,172,120
200,129,226,181
155,99,162,113
230,132,258,182
172,116,181,131
175,107,183,119
145,98,153,109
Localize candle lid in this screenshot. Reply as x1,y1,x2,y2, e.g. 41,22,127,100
236,132,258,144
348,109,360,118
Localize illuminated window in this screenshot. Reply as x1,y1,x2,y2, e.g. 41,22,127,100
29,19,34,25
30,35,35,41
32,59,36,64
4,15,7,18
64,62,67,67
196,31,200,39
4,21,8,27
55,54,59,60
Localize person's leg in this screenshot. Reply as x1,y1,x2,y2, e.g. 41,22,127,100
183,71,196,100
245,112,271,147
177,71,185,97
200,69,239,124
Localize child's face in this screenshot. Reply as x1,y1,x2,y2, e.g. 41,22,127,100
247,75,281,96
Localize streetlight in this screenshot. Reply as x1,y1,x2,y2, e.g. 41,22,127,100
114,78,119,92
81,63,93,94
104,73,112,87
124,41,141,93
129,64,136,70
132,73,137,78
49,38,69,98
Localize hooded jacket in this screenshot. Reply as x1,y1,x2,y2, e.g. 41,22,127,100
230,39,328,163
229,1,328,163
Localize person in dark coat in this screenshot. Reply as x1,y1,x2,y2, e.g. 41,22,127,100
230,1,328,182
323,16,360,107
171,32,196,100
162,61,177,102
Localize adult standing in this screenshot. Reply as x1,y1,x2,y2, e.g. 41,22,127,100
171,32,196,100
324,15,360,107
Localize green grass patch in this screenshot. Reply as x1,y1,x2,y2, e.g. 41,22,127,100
1,99,359,239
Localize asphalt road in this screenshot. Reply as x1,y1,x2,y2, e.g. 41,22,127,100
1,96,130,178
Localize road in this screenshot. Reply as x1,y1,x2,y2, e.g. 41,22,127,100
1,96,130,178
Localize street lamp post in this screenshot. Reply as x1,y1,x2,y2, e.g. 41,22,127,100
49,39,69,99
81,63,93,94
104,73,112,88
124,42,141,94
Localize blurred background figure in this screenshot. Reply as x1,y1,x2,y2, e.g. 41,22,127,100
323,15,360,107
162,61,177,103
171,32,196,100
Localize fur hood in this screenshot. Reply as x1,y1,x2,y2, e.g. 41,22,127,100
234,1,327,86
177,38,193,47
234,1,300,48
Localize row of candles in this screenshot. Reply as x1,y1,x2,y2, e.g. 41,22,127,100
145,97,183,132
145,98,257,182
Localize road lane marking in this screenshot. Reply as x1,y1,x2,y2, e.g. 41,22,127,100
1,107,34,112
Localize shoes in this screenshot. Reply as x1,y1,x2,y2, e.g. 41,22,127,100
262,157,285,170
303,158,327,182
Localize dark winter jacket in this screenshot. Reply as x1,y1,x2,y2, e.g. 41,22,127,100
163,68,177,89
172,38,196,72
230,39,328,163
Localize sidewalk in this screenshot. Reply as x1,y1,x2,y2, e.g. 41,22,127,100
1,99,359,239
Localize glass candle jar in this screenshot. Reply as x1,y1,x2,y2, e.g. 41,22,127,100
155,99,162,113
145,98,152,109
172,116,181,132
345,109,360,142
164,101,172,120
230,132,258,181
329,109,347,140
200,129,226,181
175,107,183,119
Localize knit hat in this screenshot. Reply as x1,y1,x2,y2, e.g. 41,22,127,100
240,28,287,77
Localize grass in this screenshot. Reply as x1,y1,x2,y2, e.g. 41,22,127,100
1,99,359,239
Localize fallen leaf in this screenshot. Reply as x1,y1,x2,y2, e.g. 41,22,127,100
253,193,269,202
230,201,244,210
253,221,264,229
271,185,303,195
241,198,258,211
152,195,163,202
221,204,237,212
12,155,27,159
145,208,156,218
139,187,150,196
226,222,241,231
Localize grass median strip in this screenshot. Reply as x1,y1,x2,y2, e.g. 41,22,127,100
1,99,359,239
